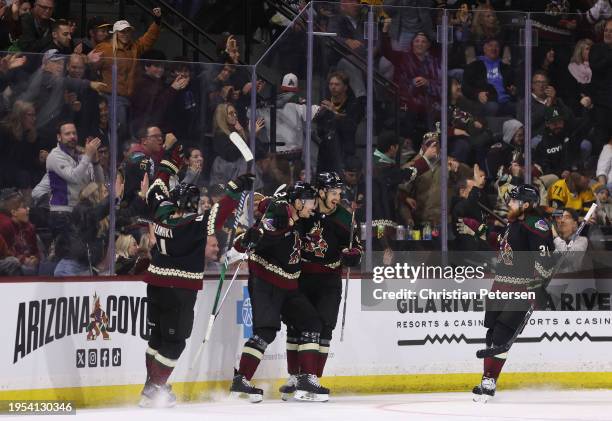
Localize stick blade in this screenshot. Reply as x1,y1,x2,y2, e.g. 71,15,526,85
229,132,254,162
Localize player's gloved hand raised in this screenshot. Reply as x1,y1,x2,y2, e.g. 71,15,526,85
228,173,255,194
160,134,184,175
266,200,290,231
241,227,263,248
341,247,362,267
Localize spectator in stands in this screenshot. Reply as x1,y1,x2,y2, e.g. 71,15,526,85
596,136,612,188
383,0,435,51
210,102,265,186
463,37,516,117
381,18,441,139
333,0,367,98
585,0,612,31
115,233,139,275
166,59,201,148
467,4,511,64
565,39,593,113
589,18,612,152
0,100,45,191
1,0,32,44
204,235,220,272
534,107,590,177
46,121,104,240
198,192,212,214
0,233,21,275
551,208,588,273
517,71,580,140
130,49,189,135
448,77,492,168
86,96,110,146
43,19,73,54
267,73,319,156
0,189,39,274
17,0,54,52
451,164,489,251
66,53,103,137
121,126,164,208
486,119,523,177
408,132,472,228
18,49,107,146
178,147,208,189
79,16,111,55
373,131,419,227
548,172,595,216
593,183,612,225
313,71,365,172
92,7,162,140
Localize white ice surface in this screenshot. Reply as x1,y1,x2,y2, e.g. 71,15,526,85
12,390,612,421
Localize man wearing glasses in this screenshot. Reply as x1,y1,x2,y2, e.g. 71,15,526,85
121,126,164,208
17,0,54,52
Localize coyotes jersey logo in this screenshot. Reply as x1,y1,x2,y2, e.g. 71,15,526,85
289,232,302,265
498,229,513,266
304,221,329,258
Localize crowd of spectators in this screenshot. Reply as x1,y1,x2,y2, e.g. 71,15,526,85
0,0,611,276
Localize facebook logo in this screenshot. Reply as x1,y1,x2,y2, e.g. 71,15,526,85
100,348,110,367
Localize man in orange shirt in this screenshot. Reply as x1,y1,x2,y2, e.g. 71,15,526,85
92,7,162,140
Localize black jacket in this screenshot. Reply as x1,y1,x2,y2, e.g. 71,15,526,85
463,59,515,103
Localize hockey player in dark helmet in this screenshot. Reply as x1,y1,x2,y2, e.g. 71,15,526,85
473,183,554,402
230,181,325,403
279,172,362,401
139,133,255,408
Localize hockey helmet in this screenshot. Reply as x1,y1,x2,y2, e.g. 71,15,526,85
287,181,317,202
315,171,344,191
506,184,539,206
169,183,200,212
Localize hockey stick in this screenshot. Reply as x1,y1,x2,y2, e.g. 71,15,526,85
476,203,597,358
340,187,359,342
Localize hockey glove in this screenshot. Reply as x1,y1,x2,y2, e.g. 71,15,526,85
241,227,263,248
265,200,290,231
527,280,549,310
228,173,256,194
341,247,362,267
160,141,184,176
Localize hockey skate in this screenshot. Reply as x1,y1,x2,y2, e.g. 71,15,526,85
139,383,177,408
230,370,263,403
294,374,329,402
279,374,298,401
472,376,496,403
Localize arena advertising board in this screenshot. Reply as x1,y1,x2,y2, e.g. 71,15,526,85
2,275,612,392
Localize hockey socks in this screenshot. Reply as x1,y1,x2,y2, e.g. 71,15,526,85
286,335,300,375
297,331,320,375
317,338,330,378
145,347,158,384
149,353,177,386
484,353,507,380
238,335,268,380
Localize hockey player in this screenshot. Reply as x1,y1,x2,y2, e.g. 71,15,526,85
230,182,327,403
472,184,554,402
140,134,254,408
279,172,362,400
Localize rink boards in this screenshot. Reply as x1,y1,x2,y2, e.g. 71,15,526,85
1,276,612,407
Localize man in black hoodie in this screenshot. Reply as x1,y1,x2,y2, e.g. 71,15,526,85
534,106,590,177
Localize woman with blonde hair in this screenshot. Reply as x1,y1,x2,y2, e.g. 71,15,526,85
115,233,140,275
568,38,594,84
0,100,44,190
210,102,265,186
466,5,511,65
